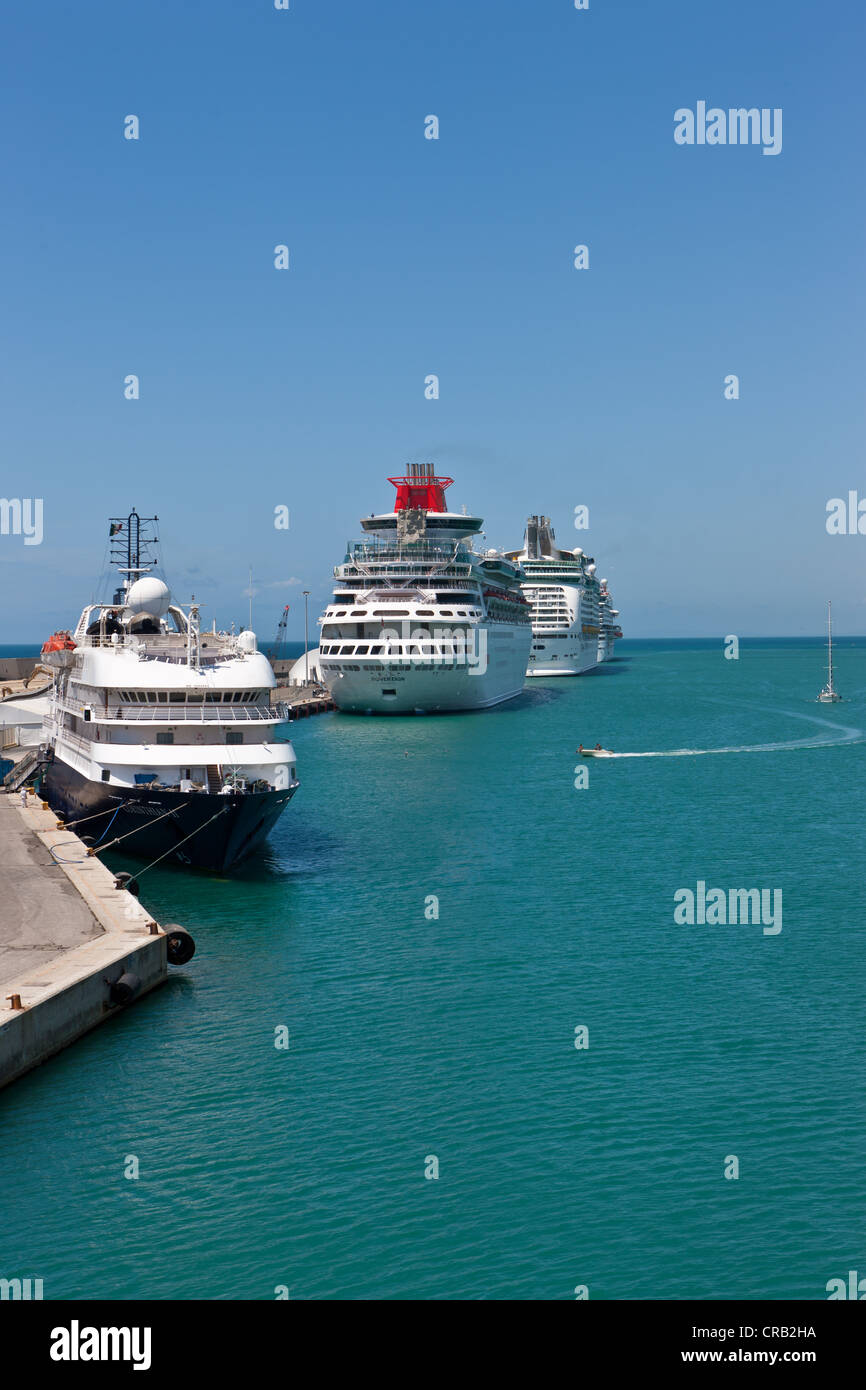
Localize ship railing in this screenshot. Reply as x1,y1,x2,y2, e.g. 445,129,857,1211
344,545,473,566
57,702,290,724
54,729,98,757
78,635,238,663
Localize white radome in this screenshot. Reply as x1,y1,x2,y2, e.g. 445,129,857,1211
237,629,258,653
124,576,172,619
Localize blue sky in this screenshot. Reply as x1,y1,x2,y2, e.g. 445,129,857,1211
1,0,863,640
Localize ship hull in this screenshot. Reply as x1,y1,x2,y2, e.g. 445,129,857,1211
41,755,295,871
527,634,599,677
325,625,531,714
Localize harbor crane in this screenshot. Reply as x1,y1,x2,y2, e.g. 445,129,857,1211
267,605,290,664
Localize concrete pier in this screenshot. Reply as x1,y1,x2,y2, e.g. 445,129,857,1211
273,680,336,717
0,794,172,1090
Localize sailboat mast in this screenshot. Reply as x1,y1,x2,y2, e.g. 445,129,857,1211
827,601,834,690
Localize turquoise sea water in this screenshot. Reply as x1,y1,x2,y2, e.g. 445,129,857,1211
1,639,864,1300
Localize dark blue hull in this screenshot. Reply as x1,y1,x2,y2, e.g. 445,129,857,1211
42,757,296,872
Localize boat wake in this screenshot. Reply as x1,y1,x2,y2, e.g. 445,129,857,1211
605,707,864,759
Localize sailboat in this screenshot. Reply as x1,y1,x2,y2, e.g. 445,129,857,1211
816,601,842,703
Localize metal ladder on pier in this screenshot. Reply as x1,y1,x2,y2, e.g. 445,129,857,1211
2,745,53,793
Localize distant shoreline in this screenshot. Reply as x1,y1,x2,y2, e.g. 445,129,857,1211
3,636,864,659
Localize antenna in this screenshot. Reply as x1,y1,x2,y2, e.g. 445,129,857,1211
108,509,159,603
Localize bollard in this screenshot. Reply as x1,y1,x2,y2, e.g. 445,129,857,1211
6,994,23,1011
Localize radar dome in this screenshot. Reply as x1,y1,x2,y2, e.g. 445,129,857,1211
237,630,258,653
125,577,172,620
572,547,584,556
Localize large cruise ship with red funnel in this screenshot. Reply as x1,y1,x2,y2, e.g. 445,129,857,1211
312,465,532,713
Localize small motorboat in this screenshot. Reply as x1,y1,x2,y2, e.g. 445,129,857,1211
577,744,615,758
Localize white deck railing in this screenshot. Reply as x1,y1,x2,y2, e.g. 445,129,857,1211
56,702,290,724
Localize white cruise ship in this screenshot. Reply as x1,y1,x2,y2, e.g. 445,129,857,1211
313,465,532,713
505,515,603,676
36,510,299,871
597,580,622,663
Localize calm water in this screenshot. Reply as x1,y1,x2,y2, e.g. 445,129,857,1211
2,639,864,1300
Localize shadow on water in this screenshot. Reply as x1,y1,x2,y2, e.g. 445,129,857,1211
101,811,346,888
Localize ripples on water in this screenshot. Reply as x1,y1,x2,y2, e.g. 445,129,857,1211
1,641,864,1298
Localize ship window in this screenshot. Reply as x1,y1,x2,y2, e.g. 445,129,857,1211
356,645,369,655
101,769,110,782
416,610,434,616
226,731,243,744
158,692,168,702
84,709,91,722
157,731,174,744
170,693,184,702
440,611,453,617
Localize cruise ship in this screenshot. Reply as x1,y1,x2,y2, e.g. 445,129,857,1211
505,515,605,676
313,465,532,713
597,579,623,663
36,510,299,871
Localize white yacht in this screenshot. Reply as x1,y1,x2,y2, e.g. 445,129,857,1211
505,515,603,676
314,465,532,713
816,600,842,703
36,510,299,871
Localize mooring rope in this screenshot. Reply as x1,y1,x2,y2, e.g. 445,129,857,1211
134,805,230,879
94,800,192,852
61,802,130,830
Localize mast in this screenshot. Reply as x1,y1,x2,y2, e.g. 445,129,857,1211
109,509,159,604
827,600,834,693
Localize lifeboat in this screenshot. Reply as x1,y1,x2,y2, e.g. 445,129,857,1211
41,631,77,669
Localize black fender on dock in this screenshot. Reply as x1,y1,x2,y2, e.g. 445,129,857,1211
110,972,141,1005
164,925,196,965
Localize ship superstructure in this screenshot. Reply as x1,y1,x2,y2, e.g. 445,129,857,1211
39,510,299,871
597,579,622,664
506,515,607,676
314,465,532,713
